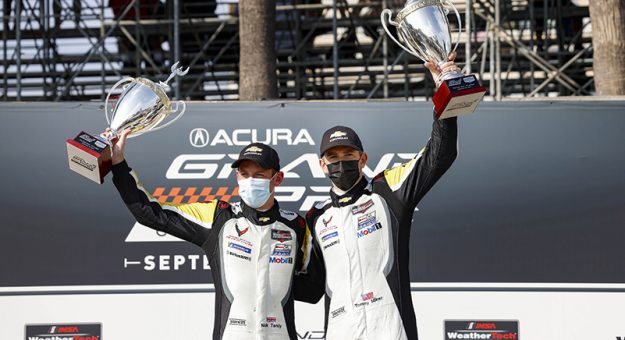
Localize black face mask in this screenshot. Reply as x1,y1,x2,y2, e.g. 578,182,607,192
326,160,361,191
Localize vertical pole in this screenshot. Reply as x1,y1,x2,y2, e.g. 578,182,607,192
134,0,140,75
100,0,106,100
480,21,489,82
16,0,22,101
42,0,49,99
332,0,338,99
382,1,388,98
495,0,501,100
2,0,7,101
294,0,302,98
173,0,181,99
489,22,494,99
529,0,535,93
465,0,471,74
555,0,564,95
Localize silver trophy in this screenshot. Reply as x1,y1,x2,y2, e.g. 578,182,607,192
66,62,189,184
104,62,190,140
381,0,485,118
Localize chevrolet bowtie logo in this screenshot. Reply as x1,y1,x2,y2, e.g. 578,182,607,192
330,131,347,139
339,197,352,204
259,217,270,222
245,146,263,153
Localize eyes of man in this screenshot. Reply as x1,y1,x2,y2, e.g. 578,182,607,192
238,171,271,179
326,152,358,162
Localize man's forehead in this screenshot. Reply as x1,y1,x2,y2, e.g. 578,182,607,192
324,146,360,155
237,160,270,172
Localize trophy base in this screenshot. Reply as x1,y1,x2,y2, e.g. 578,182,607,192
66,132,112,184
433,74,487,120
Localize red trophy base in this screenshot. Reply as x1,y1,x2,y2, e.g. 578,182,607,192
433,74,487,120
66,132,112,184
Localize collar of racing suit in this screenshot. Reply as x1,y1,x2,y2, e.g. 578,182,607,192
239,199,282,226
329,176,370,207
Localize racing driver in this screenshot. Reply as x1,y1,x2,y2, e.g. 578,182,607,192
299,54,461,340
107,129,312,340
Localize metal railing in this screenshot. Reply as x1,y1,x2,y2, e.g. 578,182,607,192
1,0,593,101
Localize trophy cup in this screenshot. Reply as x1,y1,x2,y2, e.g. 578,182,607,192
66,62,189,184
381,0,486,119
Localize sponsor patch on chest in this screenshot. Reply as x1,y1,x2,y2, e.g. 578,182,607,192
356,222,382,238
323,240,340,250
271,229,293,242
321,231,339,242
357,212,376,230
228,242,252,254
269,256,293,264
351,199,374,215
272,243,292,256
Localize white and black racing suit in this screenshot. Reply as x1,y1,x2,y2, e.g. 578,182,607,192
297,116,458,340
112,161,312,340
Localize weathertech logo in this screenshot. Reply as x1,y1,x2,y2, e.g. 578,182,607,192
26,323,101,340
445,321,518,340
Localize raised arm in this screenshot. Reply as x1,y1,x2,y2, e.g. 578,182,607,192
108,129,215,247
376,115,457,209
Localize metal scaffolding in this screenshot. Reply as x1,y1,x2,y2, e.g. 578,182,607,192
1,0,593,101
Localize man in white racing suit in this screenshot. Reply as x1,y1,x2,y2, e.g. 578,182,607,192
108,128,312,340
297,56,461,340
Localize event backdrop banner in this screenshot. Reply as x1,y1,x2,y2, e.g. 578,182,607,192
0,101,624,340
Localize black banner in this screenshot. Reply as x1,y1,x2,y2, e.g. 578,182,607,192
1,100,624,287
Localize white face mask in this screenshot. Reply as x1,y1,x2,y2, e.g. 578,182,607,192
238,174,275,209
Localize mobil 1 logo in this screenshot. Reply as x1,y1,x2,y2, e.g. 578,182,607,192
445,320,518,340
25,323,101,340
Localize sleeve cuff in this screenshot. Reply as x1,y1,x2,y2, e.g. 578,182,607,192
111,159,131,176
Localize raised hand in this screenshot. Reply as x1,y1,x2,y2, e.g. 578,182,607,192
103,128,131,165
424,52,462,86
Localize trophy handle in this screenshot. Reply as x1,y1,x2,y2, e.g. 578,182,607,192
149,100,186,133
442,0,463,54
380,9,421,59
105,77,134,127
